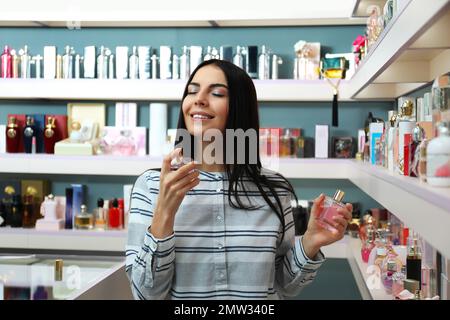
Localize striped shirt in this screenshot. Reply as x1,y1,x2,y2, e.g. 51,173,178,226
125,169,325,300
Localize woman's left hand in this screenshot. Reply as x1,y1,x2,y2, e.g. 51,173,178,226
301,194,353,259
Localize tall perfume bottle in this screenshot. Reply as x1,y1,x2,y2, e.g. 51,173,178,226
258,45,270,80
108,52,115,79
203,46,213,61
233,45,245,69
172,54,180,80
406,234,422,288
19,45,31,78
56,54,63,79
108,198,122,229
129,46,139,79
44,116,57,154
22,193,35,228
96,46,108,79
150,51,158,79
6,116,21,153
33,54,43,79
74,204,94,230
10,194,23,228
11,49,20,78
94,198,107,230
271,54,283,80
179,46,190,80
53,259,75,300
23,116,36,154
316,190,346,232
74,54,82,79
1,45,12,78
62,46,74,79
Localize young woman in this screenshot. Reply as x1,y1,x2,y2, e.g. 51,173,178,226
126,59,352,300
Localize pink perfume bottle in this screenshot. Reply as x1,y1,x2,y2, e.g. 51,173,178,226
316,189,346,232
1,45,12,78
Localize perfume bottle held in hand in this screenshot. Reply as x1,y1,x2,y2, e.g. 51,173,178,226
316,189,346,232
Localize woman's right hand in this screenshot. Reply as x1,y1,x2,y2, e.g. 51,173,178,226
150,148,200,238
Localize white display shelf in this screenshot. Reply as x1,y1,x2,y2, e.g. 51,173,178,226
0,79,354,102
0,227,127,252
0,0,366,27
348,0,450,99
1,155,449,258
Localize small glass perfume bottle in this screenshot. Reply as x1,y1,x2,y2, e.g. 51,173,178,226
74,204,94,230
316,189,346,233
94,198,107,230
23,116,36,154
6,116,21,153
44,116,57,154
10,194,23,228
53,259,75,300
108,198,122,230
22,194,35,228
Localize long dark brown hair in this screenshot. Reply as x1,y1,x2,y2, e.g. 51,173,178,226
175,59,297,243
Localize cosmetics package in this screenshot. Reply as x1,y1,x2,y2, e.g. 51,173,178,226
11,49,19,78
43,46,56,79
0,125,5,153
115,46,129,79
138,46,151,80
271,54,283,80
65,188,73,229
96,46,109,79
220,46,233,62
158,46,172,80
189,46,203,75
35,194,64,231
258,45,270,80
32,54,43,79
315,124,329,158
99,126,146,156
74,54,82,79
62,46,74,79
19,45,31,78
369,122,384,164
83,46,96,78
115,102,137,127
172,54,180,80
180,46,190,80
1,45,12,78
150,51,158,79
71,184,86,227
397,121,415,174
25,114,45,153
246,46,258,79
149,103,168,157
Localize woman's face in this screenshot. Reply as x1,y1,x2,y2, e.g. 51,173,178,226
182,64,229,136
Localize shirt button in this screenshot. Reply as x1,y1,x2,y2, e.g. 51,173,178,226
218,271,225,279
215,175,221,180
218,243,223,249
217,215,223,221
216,188,221,193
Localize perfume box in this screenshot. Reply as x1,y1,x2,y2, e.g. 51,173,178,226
27,114,45,153
43,46,56,79
138,46,151,79
0,125,5,153
357,129,366,154
54,139,95,156
331,136,355,158
71,184,86,223
67,103,106,138
116,46,129,79
369,122,384,164
220,46,233,62
83,46,96,78
315,125,329,158
100,126,147,156
159,46,172,80
21,180,50,203
7,114,26,153
189,46,203,74
115,102,137,127
246,46,258,79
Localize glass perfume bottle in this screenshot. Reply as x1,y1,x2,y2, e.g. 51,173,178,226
44,116,58,154
381,246,403,293
108,198,122,230
10,194,23,228
1,45,12,78
113,129,136,156
23,116,36,154
316,189,346,233
22,194,36,228
6,116,21,153
11,49,19,78
406,234,422,287
53,259,75,300
94,198,107,230
74,204,94,230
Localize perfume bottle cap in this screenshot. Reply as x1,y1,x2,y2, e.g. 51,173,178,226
97,197,104,208
47,194,55,200
112,198,119,208
54,259,63,281
81,204,87,213
4,185,16,195
26,116,34,126
333,189,345,202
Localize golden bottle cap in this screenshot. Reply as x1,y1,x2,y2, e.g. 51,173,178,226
333,189,345,202
55,259,63,281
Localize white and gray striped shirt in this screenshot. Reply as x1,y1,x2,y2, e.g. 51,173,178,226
125,169,325,300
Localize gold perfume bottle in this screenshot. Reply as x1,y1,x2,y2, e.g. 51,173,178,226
74,204,94,230
53,259,75,300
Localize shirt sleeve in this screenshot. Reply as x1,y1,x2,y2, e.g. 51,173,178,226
125,171,176,300
274,194,326,298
